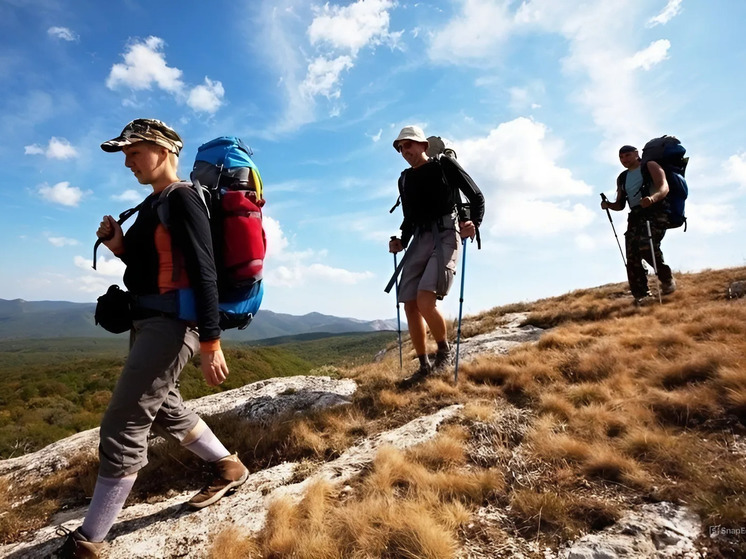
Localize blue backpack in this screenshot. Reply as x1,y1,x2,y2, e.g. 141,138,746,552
640,135,689,230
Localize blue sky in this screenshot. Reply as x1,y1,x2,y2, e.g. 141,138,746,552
1,0,745,323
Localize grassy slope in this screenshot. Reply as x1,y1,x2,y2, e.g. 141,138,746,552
2,268,745,557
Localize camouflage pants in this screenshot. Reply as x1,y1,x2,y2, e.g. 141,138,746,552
625,209,673,299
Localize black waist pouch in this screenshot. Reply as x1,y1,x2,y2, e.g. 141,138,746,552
95,285,132,334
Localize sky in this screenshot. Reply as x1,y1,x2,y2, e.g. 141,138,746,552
1,0,745,325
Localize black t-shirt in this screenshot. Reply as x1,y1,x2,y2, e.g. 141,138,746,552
120,185,220,341
398,156,485,247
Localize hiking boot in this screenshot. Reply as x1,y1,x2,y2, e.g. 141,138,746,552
55,527,103,559
432,347,453,373
187,453,249,509
396,364,432,390
661,277,677,295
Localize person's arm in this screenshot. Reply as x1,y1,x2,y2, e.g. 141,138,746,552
440,156,485,228
97,215,125,257
397,172,415,248
602,173,627,211
168,187,228,386
640,160,669,208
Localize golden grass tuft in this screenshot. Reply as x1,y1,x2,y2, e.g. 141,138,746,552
538,392,573,421
580,446,644,485
238,433,504,559
646,386,721,427
529,431,592,465
658,352,723,389
209,527,259,559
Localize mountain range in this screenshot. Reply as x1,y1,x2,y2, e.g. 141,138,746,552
0,298,399,341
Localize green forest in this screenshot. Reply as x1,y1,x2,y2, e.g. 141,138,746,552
0,332,395,459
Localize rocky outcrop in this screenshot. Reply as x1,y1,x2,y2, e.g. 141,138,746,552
558,502,702,559
0,376,357,479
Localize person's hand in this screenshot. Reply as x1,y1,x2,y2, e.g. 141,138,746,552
600,200,609,210
201,348,229,386
389,237,404,253
640,196,654,208
97,215,124,254
459,220,476,240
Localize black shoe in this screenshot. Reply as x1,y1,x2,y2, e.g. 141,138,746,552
397,365,432,389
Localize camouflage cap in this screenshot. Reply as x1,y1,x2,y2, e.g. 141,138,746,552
101,118,183,155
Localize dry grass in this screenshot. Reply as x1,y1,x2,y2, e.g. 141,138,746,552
4,267,746,557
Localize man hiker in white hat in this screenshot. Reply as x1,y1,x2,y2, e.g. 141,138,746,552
388,125,485,388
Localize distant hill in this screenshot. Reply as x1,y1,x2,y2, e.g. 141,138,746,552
0,298,399,341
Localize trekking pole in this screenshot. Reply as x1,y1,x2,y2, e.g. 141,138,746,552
646,220,663,304
454,237,468,383
391,237,403,370
600,193,626,268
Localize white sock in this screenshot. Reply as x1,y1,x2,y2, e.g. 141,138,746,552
182,426,230,463
80,474,136,542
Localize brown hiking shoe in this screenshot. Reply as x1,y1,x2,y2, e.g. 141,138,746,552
55,527,103,559
187,453,249,509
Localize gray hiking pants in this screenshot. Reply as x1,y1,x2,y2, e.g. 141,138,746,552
98,316,200,478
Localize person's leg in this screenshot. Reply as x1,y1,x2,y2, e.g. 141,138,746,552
79,474,137,542
87,317,194,544
624,219,650,299
416,290,446,343
181,418,230,462
649,216,673,286
404,299,429,368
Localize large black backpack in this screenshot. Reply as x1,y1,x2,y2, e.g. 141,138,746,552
640,135,689,230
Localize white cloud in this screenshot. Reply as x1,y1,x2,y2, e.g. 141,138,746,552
685,203,736,235
75,255,126,278
113,189,148,203
627,39,671,70
106,37,225,114
25,137,79,159
301,55,353,99
262,215,372,287
38,181,86,207
456,117,592,237
47,26,78,41
647,0,683,27
107,37,184,93
272,263,373,287
258,0,398,132
48,236,79,247
460,117,591,198
308,0,399,55
187,77,225,113
428,0,514,61
724,152,746,189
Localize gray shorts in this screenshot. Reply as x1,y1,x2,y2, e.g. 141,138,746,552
398,227,459,303
98,316,201,478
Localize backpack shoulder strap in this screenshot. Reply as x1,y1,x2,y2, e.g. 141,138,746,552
92,201,144,270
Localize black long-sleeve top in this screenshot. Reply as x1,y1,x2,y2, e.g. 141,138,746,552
398,156,485,247
120,184,221,342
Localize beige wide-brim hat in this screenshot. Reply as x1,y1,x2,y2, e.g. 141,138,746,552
393,125,429,151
